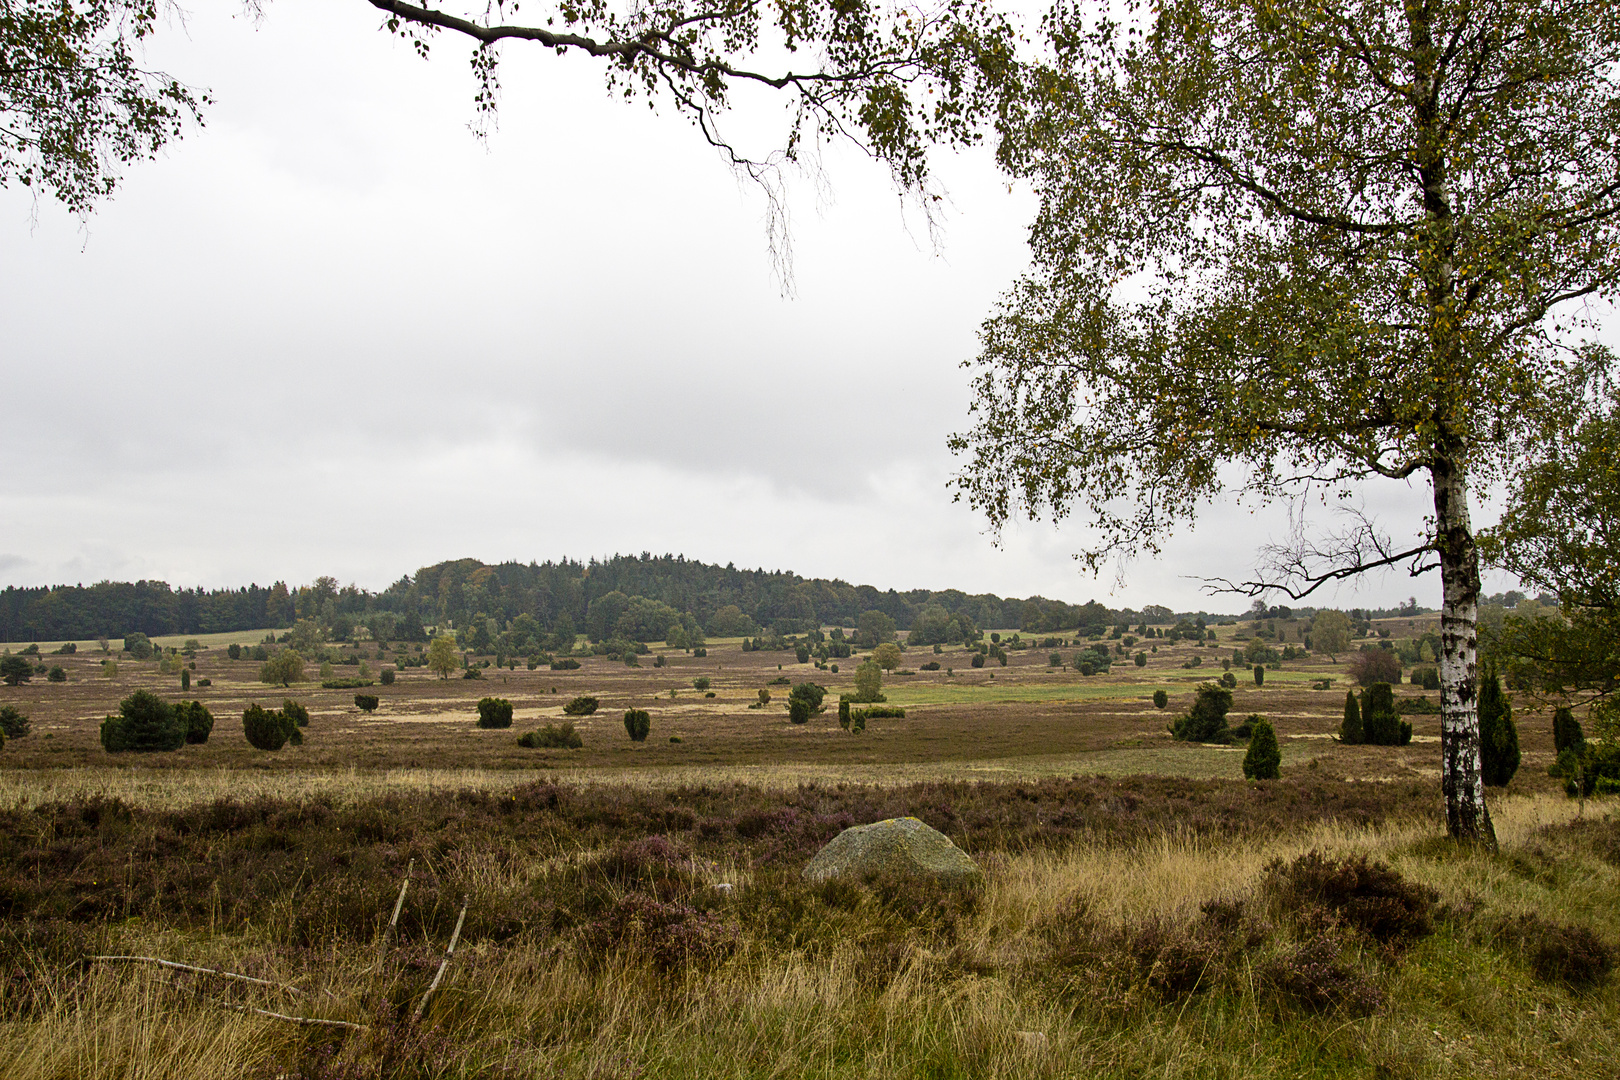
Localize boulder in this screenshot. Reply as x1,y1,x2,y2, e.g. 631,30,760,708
803,816,981,883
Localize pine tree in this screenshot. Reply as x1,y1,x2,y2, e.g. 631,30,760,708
1479,667,1521,787
1243,717,1281,780
1339,691,1363,745
1553,707,1585,754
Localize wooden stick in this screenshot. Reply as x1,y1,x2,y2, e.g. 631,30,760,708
386,859,414,939
415,899,468,1021
221,1002,366,1032
89,955,305,996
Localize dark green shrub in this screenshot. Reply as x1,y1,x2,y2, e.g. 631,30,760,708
564,695,599,717
1554,707,1585,754
354,694,379,713
321,677,374,689
227,643,242,660
477,697,514,728
1360,683,1402,746
796,645,810,664
173,700,214,744
920,661,940,670
100,689,186,753
789,697,812,724
970,652,985,668
1219,671,1238,689
242,704,300,751
624,708,651,742
1422,666,1441,691
47,665,68,683
1152,689,1169,709
0,705,29,738
855,705,906,720
1049,652,1062,667
519,721,582,749
1339,691,1363,744
788,682,827,714
123,633,154,660
1253,664,1265,686
1479,667,1520,787
838,698,852,729
461,667,483,680
1134,651,1148,667
283,699,311,727
693,676,711,691
1396,695,1440,714
1243,717,1281,780
550,658,582,670
1171,684,1233,743
380,668,395,685
693,647,707,657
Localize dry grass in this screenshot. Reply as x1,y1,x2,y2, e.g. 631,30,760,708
2,791,1616,1079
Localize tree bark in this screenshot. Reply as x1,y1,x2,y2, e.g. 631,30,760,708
1433,452,1497,847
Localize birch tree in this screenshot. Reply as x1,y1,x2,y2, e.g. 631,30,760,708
951,0,1620,844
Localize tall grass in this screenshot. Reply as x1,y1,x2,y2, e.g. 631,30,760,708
1,786,1616,1079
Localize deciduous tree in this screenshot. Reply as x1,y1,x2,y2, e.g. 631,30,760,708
954,0,1620,845
427,634,460,680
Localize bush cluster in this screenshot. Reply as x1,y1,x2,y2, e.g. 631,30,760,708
519,722,583,749
1170,684,1233,743
242,703,304,751
100,690,188,753
477,697,514,729
563,695,600,717
1339,685,1412,746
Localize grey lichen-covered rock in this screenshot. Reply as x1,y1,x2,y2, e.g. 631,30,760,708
803,816,982,883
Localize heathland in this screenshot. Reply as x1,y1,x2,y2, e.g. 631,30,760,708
0,615,1614,1079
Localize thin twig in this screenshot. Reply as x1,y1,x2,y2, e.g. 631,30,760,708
89,955,306,996
416,899,468,1021
220,1002,366,1032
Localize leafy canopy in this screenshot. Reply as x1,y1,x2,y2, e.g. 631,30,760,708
953,0,1620,588
1,0,205,214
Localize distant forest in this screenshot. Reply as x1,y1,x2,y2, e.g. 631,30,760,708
0,553,1428,645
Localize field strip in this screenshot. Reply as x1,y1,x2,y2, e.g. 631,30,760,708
0,739,1376,808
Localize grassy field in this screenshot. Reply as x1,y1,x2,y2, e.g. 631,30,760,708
3,616,1612,1079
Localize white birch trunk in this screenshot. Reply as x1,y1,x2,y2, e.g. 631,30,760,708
1433,456,1496,846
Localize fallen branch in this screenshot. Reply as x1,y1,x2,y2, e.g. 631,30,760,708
89,955,306,997
416,899,468,1021
386,859,414,940
221,1002,366,1032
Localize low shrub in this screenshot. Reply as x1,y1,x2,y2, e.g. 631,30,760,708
1153,689,1169,709
855,706,906,720
1486,913,1614,989
174,700,214,745
1257,935,1384,1015
354,694,380,713
550,658,582,670
519,722,582,749
477,697,514,729
1171,684,1232,743
320,677,375,690
1262,851,1436,947
242,704,302,751
624,709,651,742
380,668,396,685
461,667,483,680
920,661,940,670
1396,695,1440,714
579,892,740,972
46,665,67,682
693,677,712,691
563,695,600,717
283,699,311,727
0,705,29,738
100,690,187,753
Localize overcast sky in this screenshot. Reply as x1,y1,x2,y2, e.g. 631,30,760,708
0,1,1525,612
